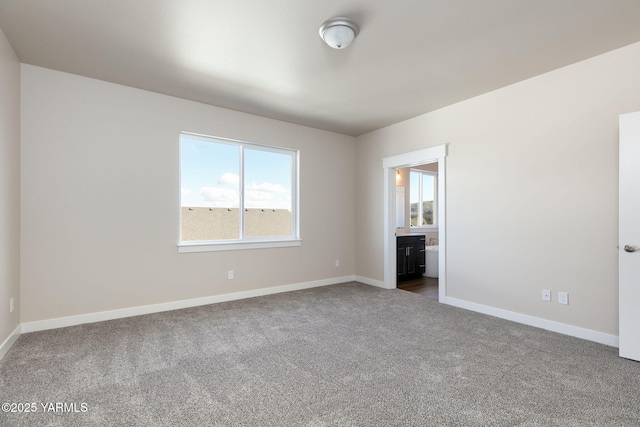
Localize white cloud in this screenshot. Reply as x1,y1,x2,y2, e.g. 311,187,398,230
197,179,289,209
181,187,192,196
245,200,265,209
244,182,290,209
200,187,239,207
246,182,287,193
246,190,274,202
218,173,239,185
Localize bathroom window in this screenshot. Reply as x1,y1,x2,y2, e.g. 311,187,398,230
410,170,437,227
179,132,300,252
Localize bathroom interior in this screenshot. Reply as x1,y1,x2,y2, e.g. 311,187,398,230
395,163,439,299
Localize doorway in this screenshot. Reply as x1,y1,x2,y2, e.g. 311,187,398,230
382,145,448,301
396,164,439,300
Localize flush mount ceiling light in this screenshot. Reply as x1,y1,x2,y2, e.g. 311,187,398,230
319,17,359,49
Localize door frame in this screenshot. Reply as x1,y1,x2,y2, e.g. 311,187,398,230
382,144,448,300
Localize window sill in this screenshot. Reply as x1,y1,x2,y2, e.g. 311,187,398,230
178,239,302,253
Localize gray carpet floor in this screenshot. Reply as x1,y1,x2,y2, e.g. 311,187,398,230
1,282,638,426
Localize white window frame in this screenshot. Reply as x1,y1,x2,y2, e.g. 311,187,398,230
178,132,301,253
409,169,438,229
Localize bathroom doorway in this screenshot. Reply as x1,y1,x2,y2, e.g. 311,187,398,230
382,145,447,302
395,163,440,300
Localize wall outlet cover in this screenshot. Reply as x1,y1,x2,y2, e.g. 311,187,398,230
558,292,569,305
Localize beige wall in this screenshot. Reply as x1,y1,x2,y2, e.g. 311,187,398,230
20,65,356,323
0,27,20,344
356,41,640,336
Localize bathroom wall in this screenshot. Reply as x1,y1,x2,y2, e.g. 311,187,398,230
395,168,410,234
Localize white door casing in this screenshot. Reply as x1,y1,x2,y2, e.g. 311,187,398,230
382,144,447,300
619,111,640,361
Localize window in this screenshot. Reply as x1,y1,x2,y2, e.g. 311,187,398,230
179,132,299,252
410,169,437,227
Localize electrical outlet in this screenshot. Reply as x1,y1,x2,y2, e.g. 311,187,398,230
9,298,14,313
558,292,569,305
335,259,340,267
228,270,234,280
542,289,551,302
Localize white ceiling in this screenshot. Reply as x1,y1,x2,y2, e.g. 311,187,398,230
2,1,640,136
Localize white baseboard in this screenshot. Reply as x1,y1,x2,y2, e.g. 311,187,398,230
443,296,619,348
21,275,357,334
355,275,389,289
0,324,22,361
15,278,618,350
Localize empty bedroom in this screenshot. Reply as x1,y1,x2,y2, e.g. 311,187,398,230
1,1,640,425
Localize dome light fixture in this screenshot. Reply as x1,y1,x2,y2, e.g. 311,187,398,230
319,17,359,49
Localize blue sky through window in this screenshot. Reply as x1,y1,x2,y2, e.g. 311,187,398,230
181,136,292,210
410,170,434,203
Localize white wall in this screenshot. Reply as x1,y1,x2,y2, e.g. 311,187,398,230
0,27,20,345
356,41,640,336
20,65,356,323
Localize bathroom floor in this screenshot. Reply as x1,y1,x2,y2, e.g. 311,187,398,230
397,276,439,300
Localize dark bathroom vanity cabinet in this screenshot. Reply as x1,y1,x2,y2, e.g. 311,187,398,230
397,234,426,281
